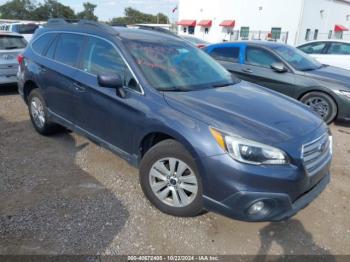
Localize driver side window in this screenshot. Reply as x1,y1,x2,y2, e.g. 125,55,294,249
246,47,280,68
81,37,140,92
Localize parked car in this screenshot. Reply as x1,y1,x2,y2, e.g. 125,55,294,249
181,35,210,48
18,19,332,222
297,40,350,70
0,32,27,86
0,22,39,42
204,41,350,124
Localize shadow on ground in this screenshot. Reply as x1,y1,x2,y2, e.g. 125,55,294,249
253,219,335,261
0,84,18,96
0,117,129,254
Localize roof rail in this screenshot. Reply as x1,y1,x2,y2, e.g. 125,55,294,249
136,25,180,38
45,18,118,35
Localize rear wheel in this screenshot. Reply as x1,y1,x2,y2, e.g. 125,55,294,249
300,91,337,124
28,89,61,135
140,139,203,217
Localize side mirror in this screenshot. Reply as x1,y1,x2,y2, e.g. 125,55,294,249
271,62,287,73
97,73,126,98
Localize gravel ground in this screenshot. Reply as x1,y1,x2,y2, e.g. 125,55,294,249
0,87,349,256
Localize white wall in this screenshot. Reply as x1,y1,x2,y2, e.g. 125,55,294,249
178,0,350,45
298,0,350,44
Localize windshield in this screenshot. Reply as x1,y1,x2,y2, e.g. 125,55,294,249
124,38,238,91
272,45,322,71
13,24,38,34
0,35,27,50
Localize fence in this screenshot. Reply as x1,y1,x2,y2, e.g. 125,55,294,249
229,30,289,43
303,30,350,42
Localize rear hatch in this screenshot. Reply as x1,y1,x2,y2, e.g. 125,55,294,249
0,34,26,76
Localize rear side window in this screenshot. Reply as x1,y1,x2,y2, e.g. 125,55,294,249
210,47,240,63
327,43,350,55
13,24,38,34
299,42,326,54
0,35,27,50
32,33,56,55
54,33,85,67
246,47,280,68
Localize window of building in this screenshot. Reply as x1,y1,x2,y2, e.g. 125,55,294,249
305,29,311,41
188,26,195,35
205,27,209,34
313,29,319,40
54,33,85,67
210,47,240,63
299,42,326,54
32,33,56,55
240,27,249,39
271,27,282,40
246,47,280,68
328,30,333,39
327,42,350,55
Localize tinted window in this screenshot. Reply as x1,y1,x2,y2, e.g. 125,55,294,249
299,42,326,54
0,35,26,50
54,34,85,67
210,47,240,63
246,47,280,68
32,33,56,55
81,37,140,91
327,43,350,55
13,24,38,34
272,45,322,71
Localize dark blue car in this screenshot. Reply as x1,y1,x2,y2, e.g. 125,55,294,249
17,19,332,222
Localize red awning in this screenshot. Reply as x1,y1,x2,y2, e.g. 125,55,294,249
220,20,235,27
334,24,349,32
177,20,196,26
198,20,212,27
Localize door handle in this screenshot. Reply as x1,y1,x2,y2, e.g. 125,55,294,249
242,68,253,73
73,82,86,92
39,65,47,72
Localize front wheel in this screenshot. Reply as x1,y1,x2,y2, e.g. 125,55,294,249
300,92,337,124
139,139,203,217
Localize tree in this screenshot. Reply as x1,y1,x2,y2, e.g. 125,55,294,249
76,2,97,21
110,7,169,25
0,0,36,20
32,0,76,20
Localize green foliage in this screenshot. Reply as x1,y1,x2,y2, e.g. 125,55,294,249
0,0,36,20
32,0,76,20
110,7,169,25
76,2,97,21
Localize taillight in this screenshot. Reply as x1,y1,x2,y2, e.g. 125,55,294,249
197,44,206,49
17,54,24,65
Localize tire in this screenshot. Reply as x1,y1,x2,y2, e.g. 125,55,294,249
140,139,203,217
28,89,61,135
300,91,337,124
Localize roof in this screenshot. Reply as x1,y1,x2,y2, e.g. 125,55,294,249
297,40,350,47
207,40,286,48
0,31,23,37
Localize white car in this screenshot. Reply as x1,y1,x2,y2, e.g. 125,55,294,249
0,23,39,42
297,40,350,70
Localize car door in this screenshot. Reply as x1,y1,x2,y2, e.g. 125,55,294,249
322,42,350,70
71,36,144,154
236,46,297,97
37,33,86,123
207,45,243,74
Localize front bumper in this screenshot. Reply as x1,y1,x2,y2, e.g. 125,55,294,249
203,172,330,222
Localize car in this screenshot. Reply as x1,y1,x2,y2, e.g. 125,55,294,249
297,40,350,71
181,35,210,48
0,32,27,86
0,22,39,42
18,19,332,222
204,41,350,124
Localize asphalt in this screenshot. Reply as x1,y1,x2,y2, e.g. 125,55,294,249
0,86,349,256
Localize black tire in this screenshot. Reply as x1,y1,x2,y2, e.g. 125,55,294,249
300,91,337,124
140,139,203,217
28,89,61,135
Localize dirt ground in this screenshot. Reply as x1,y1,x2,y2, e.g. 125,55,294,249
0,86,349,256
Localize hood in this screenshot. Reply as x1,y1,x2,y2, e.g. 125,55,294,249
303,65,350,88
164,81,324,145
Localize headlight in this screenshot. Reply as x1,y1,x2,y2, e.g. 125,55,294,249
210,128,289,165
335,90,350,99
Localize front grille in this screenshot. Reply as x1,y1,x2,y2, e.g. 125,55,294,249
302,133,332,175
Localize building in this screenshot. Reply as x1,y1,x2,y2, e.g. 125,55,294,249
177,0,350,45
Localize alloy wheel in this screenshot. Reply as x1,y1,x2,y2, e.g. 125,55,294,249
30,97,46,128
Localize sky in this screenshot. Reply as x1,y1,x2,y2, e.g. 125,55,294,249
0,0,179,22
